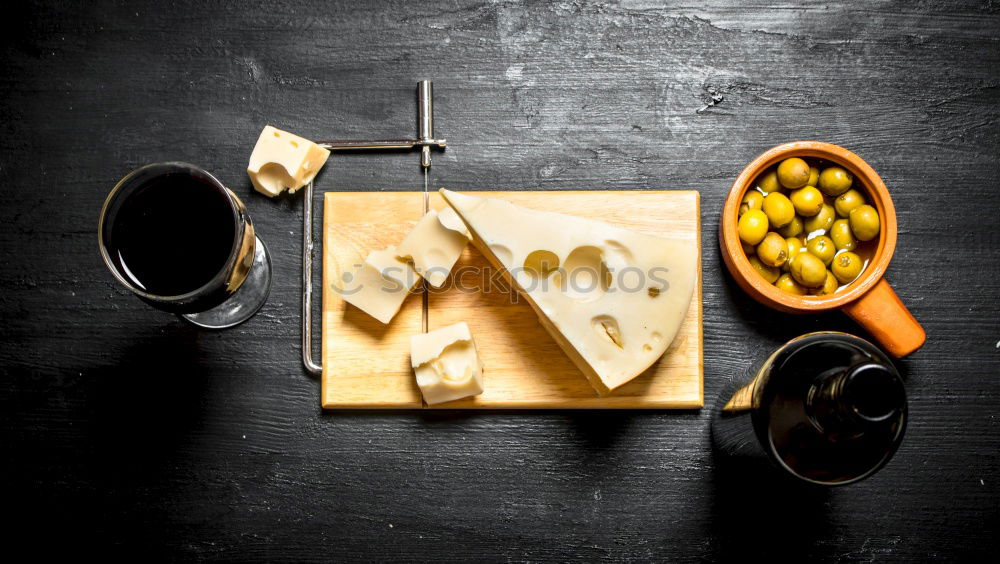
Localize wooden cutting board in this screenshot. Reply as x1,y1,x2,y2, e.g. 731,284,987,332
321,190,702,409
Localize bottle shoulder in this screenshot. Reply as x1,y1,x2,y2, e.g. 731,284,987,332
749,333,907,485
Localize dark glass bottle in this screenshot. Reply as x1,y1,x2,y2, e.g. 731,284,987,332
712,332,907,486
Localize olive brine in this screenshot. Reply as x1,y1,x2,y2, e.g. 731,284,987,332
738,157,881,295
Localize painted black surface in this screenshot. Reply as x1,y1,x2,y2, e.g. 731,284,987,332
1,1,998,560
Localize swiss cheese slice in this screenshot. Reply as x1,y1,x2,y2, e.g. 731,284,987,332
440,189,697,396
333,246,419,324
395,208,470,288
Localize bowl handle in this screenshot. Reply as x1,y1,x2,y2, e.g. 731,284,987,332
842,278,925,357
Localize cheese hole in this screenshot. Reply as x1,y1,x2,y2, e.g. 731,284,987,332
289,140,299,148
256,163,293,194
489,244,513,265
523,250,560,278
651,332,663,343
642,344,652,352
563,245,610,302
592,315,624,349
603,239,634,267
272,131,280,137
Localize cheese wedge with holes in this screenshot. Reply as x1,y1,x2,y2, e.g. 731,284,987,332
440,189,696,396
247,125,330,197
333,246,420,324
396,208,471,288
410,322,484,405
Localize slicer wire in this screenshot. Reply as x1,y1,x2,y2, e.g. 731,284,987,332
301,81,445,375
422,167,429,334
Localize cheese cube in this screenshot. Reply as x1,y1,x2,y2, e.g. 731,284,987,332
365,246,422,291
395,208,470,288
247,125,330,197
333,246,420,324
410,322,484,405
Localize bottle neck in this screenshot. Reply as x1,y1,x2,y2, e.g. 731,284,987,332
805,362,905,434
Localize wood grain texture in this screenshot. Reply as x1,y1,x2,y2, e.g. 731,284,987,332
322,191,703,408
1,0,998,561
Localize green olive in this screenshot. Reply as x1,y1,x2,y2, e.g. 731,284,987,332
739,190,764,216
775,273,807,295
806,235,836,265
835,189,866,218
762,192,795,228
778,215,804,237
849,205,881,241
749,255,780,284
803,203,835,235
830,219,857,251
777,157,810,189
738,209,769,245
784,237,804,272
789,185,824,217
832,251,863,284
756,169,781,193
811,270,839,296
756,232,788,267
807,166,820,187
790,252,827,288
818,166,853,196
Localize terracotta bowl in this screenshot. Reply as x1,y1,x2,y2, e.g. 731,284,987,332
720,141,925,357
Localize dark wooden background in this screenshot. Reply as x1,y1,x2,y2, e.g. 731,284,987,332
2,0,998,560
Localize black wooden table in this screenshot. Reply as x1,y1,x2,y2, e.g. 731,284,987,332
3,1,998,560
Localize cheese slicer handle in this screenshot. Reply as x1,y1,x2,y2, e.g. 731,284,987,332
842,278,926,358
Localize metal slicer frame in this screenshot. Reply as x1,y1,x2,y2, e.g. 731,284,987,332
302,80,445,375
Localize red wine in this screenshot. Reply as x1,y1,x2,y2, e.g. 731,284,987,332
100,162,270,326
712,332,906,485
106,171,237,296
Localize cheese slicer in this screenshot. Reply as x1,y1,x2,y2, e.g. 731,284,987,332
301,81,446,374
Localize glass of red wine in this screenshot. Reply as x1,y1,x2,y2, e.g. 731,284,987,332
99,162,272,328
